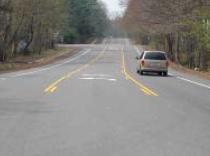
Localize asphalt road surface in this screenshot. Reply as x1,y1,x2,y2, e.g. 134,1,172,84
0,38,210,156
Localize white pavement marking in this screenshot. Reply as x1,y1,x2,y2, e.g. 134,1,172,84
91,39,97,44
169,72,210,90
111,38,114,44
134,46,141,55
177,77,210,90
168,73,174,76
82,74,112,77
79,77,117,81
11,49,91,78
103,38,107,44
126,38,129,45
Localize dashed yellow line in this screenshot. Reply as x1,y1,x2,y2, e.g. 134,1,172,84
121,48,158,97
45,49,106,93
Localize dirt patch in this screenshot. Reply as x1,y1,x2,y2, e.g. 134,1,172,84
0,47,81,74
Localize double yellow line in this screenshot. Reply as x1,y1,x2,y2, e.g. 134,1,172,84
45,49,106,93
121,48,158,97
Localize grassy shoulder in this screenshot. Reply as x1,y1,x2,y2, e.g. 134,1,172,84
0,46,80,74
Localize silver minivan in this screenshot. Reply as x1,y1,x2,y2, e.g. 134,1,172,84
136,51,169,76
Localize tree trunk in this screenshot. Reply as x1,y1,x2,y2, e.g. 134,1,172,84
176,34,180,63
200,50,208,70
166,33,174,61
23,16,34,54
0,49,5,62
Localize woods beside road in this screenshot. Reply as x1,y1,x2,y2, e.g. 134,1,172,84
0,0,108,63
123,0,210,72
1,0,210,80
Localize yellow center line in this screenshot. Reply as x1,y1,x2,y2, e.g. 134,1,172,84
50,86,57,93
44,48,106,93
141,88,151,96
121,48,159,97
45,76,66,92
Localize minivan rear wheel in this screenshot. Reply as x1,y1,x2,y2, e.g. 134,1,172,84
163,72,168,76
140,71,144,75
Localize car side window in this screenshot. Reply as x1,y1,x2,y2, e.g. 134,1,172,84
140,52,144,59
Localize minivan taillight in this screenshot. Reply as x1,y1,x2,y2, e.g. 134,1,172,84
166,61,169,67
141,60,145,66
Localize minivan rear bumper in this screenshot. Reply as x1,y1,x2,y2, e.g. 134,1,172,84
141,67,168,72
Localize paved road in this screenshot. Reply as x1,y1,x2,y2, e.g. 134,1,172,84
0,38,210,156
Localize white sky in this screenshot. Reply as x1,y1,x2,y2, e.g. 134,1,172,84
100,0,124,18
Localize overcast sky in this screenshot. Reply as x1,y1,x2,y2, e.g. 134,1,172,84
100,0,124,18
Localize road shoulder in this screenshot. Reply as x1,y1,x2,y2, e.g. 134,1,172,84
0,46,81,75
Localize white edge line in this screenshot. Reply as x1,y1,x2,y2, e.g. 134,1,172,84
103,38,107,44
11,49,91,78
169,72,210,90
126,38,129,45
134,46,141,55
177,77,210,90
91,39,97,44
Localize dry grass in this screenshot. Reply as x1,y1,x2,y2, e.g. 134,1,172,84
0,64,15,70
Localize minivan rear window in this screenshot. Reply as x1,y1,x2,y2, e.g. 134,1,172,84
144,52,167,60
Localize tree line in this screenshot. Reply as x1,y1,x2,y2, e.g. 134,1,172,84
0,0,108,62
123,0,210,70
